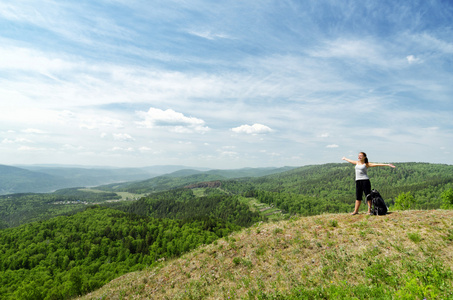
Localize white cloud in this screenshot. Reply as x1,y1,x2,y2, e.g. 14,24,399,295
111,146,134,152
136,107,209,133
219,151,238,157
138,146,153,152
79,116,124,130
326,144,339,148
18,146,47,151
2,138,32,144
22,128,46,134
113,133,135,141
61,144,85,151
311,39,383,63
0,46,73,74
406,55,420,64
231,123,273,135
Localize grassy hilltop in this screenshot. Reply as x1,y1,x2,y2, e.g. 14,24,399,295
79,210,453,300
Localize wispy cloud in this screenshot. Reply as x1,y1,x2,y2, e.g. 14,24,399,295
0,0,452,167
187,29,231,40
2,138,32,144
22,128,46,134
113,133,135,141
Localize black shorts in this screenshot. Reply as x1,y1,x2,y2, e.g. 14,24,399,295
356,179,371,201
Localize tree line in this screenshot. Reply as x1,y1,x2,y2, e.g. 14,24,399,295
222,162,453,213
116,188,263,227
0,206,238,299
0,188,120,229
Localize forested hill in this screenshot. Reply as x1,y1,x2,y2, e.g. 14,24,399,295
1,162,453,299
100,162,453,214
227,162,453,194
0,206,242,299
2,163,452,230
221,162,453,211
0,189,263,299
98,166,296,194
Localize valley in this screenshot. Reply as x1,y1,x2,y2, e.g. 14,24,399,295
0,162,452,299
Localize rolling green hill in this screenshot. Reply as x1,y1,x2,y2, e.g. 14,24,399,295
1,162,452,299
97,166,297,194
98,163,453,211
2,163,452,229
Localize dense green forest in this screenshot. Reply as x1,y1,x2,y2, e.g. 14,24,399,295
98,162,453,216
118,188,263,227
1,162,452,299
0,206,239,299
0,187,262,299
99,173,227,194
2,162,452,229
0,189,121,229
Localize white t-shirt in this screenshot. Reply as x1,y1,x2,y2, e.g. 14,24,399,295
355,163,369,180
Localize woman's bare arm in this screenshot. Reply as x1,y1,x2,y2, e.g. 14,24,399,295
367,162,396,168
342,157,357,165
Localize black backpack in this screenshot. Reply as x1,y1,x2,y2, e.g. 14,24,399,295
366,189,388,215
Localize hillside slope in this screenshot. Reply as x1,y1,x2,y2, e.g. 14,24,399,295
0,165,65,195
80,210,453,299
99,166,297,194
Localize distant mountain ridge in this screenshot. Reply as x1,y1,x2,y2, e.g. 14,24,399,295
97,166,298,194
0,164,296,195
0,165,65,195
1,164,200,195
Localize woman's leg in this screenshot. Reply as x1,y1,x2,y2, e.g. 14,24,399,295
353,180,365,214
364,180,372,214
352,200,361,215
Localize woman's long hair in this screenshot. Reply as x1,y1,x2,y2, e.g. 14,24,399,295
360,152,369,165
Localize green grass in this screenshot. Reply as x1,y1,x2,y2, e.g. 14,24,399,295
77,188,146,202
114,191,146,201
191,188,206,197
78,210,453,300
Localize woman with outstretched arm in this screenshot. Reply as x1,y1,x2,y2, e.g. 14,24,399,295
342,152,395,215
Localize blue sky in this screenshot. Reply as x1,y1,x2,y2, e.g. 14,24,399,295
1,0,452,169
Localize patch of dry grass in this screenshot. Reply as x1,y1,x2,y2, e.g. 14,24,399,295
78,210,453,299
